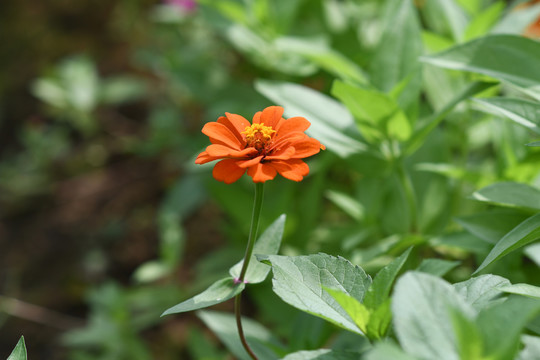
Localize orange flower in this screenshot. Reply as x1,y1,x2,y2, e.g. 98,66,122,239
195,106,325,183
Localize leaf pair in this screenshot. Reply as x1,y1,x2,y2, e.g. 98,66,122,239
162,215,285,316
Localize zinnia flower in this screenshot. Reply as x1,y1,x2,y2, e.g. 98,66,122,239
195,106,325,183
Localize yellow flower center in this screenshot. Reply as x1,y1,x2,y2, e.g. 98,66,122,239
242,123,276,151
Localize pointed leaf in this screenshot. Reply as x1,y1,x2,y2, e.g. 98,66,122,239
259,253,372,334
471,182,540,211
421,35,540,91
230,215,285,284
364,247,412,310
198,310,285,360
449,308,484,360
392,272,475,360
527,141,540,147
453,274,511,311
455,210,529,243
7,337,27,360
500,284,540,300
475,213,540,273
161,278,244,316
324,287,370,334
474,97,540,135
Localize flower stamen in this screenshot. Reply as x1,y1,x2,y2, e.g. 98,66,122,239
242,123,276,151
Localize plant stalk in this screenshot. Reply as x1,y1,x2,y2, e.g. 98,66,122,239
235,182,264,360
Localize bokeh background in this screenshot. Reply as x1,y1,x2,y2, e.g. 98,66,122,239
1,0,540,359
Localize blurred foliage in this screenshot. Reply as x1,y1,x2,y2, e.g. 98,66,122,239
1,0,540,359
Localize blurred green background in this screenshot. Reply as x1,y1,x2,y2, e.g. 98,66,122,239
1,0,540,359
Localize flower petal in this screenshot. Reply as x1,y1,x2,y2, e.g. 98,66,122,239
275,116,311,137
237,155,263,168
206,144,258,158
265,146,295,161
247,163,277,183
252,111,262,124
202,122,242,149
270,159,309,181
259,106,284,129
212,159,246,184
291,138,324,159
221,114,250,144
195,151,221,164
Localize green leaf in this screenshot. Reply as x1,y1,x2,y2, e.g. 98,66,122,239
259,253,372,334
453,274,510,311
230,214,286,284
274,37,367,85
325,190,364,221
255,80,366,157
324,287,370,334
420,0,469,41
519,335,540,360
477,296,540,360
463,1,504,41
366,300,392,341
405,81,495,155
392,272,474,360
449,308,484,360
417,258,460,276
500,284,540,300
282,349,361,360
197,310,285,360
161,278,245,316
370,0,422,109
475,213,540,273
365,340,419,360
527,141,540,147
7,336,27,360
455,210,529,243
331,81,412,142
474,97,540,135
421,35,540,91
364,247,412,310
471,182,540,211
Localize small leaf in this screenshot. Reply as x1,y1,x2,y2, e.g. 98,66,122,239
7,336,27,360
325,190,364,221
260,253,372,334
282,349,361,360
475,213,540,273
198,310,285,360
366,299,392,340
463,1,504,41
471,182,540,211
161,278,244,316
455,210,529,243
417,258,460,276
392,272,475,360
331,81,412,142
324,287,370,334
364,247,412,310
474,97,540,135
453,274,511,311
527,141,540,147
500,283,540,300
230,215,286,284
449,308,484,360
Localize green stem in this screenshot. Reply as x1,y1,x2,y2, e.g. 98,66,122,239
397,162,418,233
235,182,264,360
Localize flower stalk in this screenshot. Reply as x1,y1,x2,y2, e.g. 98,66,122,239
235,182,264,360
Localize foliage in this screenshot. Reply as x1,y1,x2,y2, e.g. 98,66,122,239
2,0,540,359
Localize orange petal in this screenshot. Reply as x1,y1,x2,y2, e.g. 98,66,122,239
270,159,309,181
212,159,246,184
247,163,277,183
195,151,221,164
270,132,308,151
221,114,250,144
206,144,258,158
291,138,323,159
265,146,295,161
237,155,263,168
275,116,310,137
202,122,242,149
259,106,284,129
252,111,262,124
